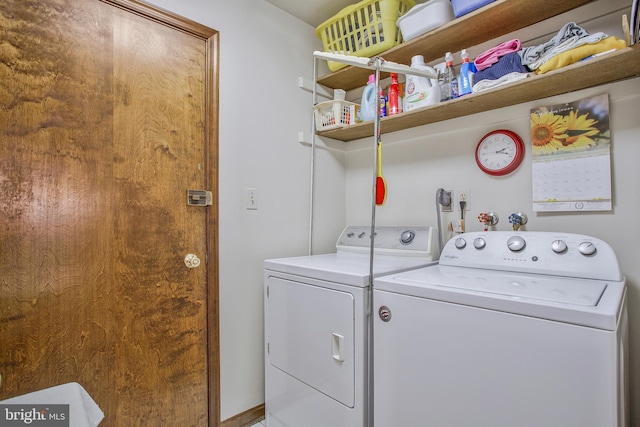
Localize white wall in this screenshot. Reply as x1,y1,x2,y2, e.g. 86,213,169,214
138,0,344,421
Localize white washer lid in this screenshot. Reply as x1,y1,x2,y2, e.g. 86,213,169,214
411,265,606,306
264,252,435,287
374,265,625,330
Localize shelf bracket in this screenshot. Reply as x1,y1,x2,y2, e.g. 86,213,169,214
298,76,332,100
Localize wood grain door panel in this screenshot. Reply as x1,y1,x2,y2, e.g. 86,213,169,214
0,0,218,425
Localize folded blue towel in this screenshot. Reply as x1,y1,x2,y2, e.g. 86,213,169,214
473,52,528,82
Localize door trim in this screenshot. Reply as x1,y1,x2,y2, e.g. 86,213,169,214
100,1,220,425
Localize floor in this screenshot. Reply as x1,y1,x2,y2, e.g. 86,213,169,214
249,421,266,426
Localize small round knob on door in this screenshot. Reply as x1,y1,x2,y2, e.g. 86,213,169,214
184,254,201,268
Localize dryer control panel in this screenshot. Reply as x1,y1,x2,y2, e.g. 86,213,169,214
336,226,437,260
440,231,621,281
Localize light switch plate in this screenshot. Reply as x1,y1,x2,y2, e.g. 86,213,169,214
246,188,258,210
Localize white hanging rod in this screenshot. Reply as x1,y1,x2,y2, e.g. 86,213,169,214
313,50,438,79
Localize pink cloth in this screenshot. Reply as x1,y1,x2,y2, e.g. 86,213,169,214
474,39,522,71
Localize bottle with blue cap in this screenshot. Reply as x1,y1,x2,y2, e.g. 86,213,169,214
458,49,477,96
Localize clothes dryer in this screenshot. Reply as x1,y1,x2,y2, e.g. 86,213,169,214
374,231,628,427
264,226,437,427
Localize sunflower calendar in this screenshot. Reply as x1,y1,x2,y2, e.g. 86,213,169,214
530,93,612,212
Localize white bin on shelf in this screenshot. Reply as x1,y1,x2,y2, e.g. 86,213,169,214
397,0,455,41
314,100,360,131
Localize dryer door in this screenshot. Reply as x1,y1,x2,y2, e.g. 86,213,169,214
266,276,355,407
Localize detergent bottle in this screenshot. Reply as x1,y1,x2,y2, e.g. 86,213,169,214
360,74,377,122
458,49,477,96
404,55,441,112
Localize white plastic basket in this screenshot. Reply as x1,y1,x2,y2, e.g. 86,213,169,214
313,100,359,131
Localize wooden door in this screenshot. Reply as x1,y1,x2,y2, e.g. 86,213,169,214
0,0,219,425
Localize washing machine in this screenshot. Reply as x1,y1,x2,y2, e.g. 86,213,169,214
374,231,628,427
264,225,438,427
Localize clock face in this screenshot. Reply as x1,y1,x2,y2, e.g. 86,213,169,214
475,130,525,176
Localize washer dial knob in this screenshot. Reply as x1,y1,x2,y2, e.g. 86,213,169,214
507,235,526,252
551,240,568,253
454,238,466,249
400,230,415,245
579,241,597,256
473,237,486,249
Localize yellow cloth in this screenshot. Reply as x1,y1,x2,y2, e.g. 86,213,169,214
535,36,627,74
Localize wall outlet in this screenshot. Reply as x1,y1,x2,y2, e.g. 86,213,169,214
458,190,470,211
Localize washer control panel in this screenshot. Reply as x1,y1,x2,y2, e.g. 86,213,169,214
336,226,436,260
441,231,621,281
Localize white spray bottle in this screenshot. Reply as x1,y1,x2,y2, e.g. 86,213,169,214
404,55,441,111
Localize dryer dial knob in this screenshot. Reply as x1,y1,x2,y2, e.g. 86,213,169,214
507,235,526,252
473,237,486,249
579,241,597,256
400,230,415,245
454,238,466,249
551,240,568,253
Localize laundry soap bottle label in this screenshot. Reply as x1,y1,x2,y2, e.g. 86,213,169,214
404,77,439,111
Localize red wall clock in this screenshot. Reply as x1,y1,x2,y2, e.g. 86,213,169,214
475,129,525,176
